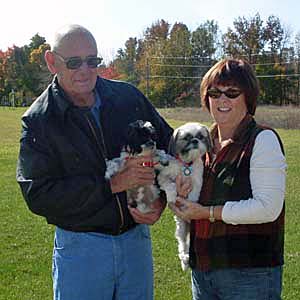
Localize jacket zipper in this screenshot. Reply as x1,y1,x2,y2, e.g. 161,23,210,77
85,115,125,233
114,194,125,233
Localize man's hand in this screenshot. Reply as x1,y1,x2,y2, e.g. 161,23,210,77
110,155,155,194
128,198,166,225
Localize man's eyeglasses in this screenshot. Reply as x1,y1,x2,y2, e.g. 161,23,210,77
207,88,242,99
53,51,102,70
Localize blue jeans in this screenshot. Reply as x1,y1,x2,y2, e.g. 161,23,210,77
52,225,153,300
191,266,283,300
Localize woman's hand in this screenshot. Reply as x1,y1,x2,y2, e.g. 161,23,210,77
176,174,192,198
169,197,208,222
170,173,204,222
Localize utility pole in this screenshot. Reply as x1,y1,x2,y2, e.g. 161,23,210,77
146,57,150,99
11,89,15,108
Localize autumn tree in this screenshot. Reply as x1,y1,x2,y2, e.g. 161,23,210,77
260,16,292,104
98,64,121,80
191,20,219,60
264,15,285,60
190,20,220,100
2,46,24,97
29,33,46,50
294,32,300,104
0,50,9,97
222,13,266,63
295,32,300,59
114,37,139,83
0,33,50,103
135,19,170,106
162,22,193,106
113,15,299,107
29,43,51,94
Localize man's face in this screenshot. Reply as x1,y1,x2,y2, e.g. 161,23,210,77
52,33,98,99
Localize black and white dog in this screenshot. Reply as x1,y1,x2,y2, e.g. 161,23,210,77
105,120,166,213
105,120,211,270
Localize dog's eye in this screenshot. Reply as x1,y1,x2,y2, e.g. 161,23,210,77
196,133,204,140
183,133,192,141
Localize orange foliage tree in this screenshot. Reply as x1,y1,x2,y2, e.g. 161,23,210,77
98,64,121,80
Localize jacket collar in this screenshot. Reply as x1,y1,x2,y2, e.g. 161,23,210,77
95,76,114,100
51,76,74,121
94,77,116,113
51,76,116,121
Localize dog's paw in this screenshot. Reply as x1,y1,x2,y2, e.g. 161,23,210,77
167,190,177,203
181,262,189,272
163,184,177,204
179,253,190,271
105,156,127,180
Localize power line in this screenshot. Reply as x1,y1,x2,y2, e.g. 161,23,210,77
151,63,211,68
150,75,203,79
150,61,298,68
150,56,212,60
149,74,300,80
256,74,300,78
252,62,298,66
150,52,299,60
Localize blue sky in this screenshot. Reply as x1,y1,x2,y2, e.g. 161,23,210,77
2,0,300,62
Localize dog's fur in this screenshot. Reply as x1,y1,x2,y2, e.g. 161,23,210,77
105,120,162,213
105,120,211,270
157,122,211,270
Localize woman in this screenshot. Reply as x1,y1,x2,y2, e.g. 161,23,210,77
170,58,286,300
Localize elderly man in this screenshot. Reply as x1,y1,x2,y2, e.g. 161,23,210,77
17,24,173,300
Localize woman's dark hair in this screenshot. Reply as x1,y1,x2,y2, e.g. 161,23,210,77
200,58,259,115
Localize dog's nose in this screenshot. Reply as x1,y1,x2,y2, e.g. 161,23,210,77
191,139,199,145
145,140,155,147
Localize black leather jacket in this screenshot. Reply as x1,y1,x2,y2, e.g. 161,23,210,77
16,76,173,235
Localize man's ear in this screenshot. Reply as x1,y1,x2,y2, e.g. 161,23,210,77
44,50,57,74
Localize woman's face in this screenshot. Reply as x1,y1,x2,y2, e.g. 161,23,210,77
208,84,248,130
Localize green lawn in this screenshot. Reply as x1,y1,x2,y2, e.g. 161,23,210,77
0,108,299,300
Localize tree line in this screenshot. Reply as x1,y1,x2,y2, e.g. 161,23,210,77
0,34,51,106
1,13,300,107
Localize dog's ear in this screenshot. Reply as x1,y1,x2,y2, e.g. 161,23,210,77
126,122,139,143
144,121,157,142
204,126,213,153
126,121,143,154
168,129,180,156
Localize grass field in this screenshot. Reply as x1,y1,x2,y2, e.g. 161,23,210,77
0,107,299,300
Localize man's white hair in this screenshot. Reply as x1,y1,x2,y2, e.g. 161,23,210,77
51,24,97,52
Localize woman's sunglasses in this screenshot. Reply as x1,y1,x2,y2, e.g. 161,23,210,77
207,88,242,99
53,51,102,70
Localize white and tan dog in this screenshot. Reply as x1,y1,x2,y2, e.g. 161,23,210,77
156,122,211,271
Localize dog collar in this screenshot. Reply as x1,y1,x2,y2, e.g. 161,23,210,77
125,156,158,167
182,165,193,176
176,155,193,176
142,161,159,167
